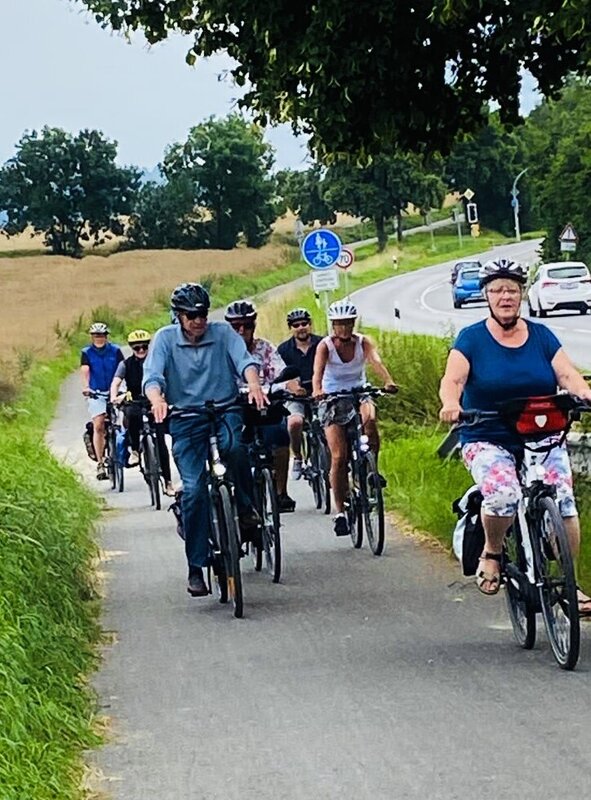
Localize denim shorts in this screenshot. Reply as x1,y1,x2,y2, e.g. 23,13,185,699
462,438,577,518
87,395,108,419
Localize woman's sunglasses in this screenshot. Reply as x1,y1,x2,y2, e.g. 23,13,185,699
131,344,149,352
230,320,255,331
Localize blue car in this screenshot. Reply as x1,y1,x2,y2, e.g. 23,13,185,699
451,262,483,308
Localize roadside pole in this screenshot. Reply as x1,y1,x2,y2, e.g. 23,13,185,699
336,246,354,298
453,207,463,249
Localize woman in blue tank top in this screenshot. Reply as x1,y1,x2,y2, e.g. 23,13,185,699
439,258,591,608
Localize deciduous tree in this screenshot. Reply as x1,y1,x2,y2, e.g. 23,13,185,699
163,115,276,248
82,0,591,158
0,127,140,256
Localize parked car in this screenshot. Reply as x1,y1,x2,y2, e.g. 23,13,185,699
451,259,481,285
452,263,484,308
527,261,591,317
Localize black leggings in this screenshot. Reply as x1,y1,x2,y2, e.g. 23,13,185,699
124,408,172,483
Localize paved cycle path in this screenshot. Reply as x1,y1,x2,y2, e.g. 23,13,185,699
48,372,591,800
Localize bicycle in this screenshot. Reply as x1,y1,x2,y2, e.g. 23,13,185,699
87,391,125,492
294,396,331,514
458,393,591,670
242,398,285,583
322,385,395,555
169,400,244,618
122,398,163,510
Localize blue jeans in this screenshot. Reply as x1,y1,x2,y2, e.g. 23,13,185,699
169,411,253,569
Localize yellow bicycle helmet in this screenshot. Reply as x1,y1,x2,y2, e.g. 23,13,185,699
127,329,152,345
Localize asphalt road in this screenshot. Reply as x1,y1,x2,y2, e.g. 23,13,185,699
48,372,591,800
352,239,591,370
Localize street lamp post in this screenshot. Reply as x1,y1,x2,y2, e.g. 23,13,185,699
511,168,528,242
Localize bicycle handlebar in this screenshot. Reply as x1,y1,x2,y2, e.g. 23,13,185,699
168,398,242,419
321,385,398,401
457,396,591,428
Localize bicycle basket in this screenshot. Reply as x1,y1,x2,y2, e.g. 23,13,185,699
499,395,572,439
242,402,287,427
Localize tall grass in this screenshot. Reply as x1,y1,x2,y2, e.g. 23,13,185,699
0,356,102,799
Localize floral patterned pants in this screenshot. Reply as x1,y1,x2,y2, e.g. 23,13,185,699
462,439,577,518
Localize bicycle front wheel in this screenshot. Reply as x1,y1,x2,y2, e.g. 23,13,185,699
318,438,331,515
142,434,161,510
362,453,385,556
504,521,536,650
261,468,282,583
107,427,117,490
218,484,243,619
535,497,579,670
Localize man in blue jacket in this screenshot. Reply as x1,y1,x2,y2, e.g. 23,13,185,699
80,322,124,480
143,283,267,597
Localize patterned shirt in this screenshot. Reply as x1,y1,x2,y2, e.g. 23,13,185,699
248,337,286,388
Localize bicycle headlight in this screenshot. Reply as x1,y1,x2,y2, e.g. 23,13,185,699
212,462,227,477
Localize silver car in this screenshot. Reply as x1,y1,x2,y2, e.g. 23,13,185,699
527,261,591,317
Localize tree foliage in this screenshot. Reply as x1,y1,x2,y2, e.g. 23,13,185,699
522,80,591,262
126,174,206,249
444,116,530,236
82,0,591,159
276,166,336,226
323,155,445,250
163,115,276,248
0,127,139,256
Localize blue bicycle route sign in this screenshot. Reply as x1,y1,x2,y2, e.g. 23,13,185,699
301,229,343,270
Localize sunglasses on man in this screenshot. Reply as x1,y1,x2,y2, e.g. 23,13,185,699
290,321,309,329
131,344,149,352
230,320,255,331
182,309,208,321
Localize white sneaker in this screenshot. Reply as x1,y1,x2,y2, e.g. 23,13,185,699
128,450,140,467
291,458,303,480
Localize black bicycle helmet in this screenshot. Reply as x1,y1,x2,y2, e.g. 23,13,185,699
225,300,257,320
286,307,312,325
479,259,527,288
170,283,210,314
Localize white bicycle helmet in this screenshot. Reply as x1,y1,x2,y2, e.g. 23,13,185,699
327,299,358,320
479,258,527,287
89,322,109,335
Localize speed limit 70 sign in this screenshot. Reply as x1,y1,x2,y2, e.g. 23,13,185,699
336,247,354,270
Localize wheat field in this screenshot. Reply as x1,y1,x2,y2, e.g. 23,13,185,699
0,244,293,359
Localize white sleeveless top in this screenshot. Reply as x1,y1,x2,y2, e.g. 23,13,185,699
322,334,367,393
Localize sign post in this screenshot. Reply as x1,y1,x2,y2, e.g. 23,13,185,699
336,246,354,296
559,222,578,255
301,229,343,332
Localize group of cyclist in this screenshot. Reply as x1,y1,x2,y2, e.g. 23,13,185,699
81,282,396,597
81,256,591,617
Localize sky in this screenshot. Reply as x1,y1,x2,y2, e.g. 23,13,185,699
1,0,541,173
0,0,311,171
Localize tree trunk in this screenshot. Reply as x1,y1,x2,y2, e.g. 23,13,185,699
375,214,387,252
396,209,403,243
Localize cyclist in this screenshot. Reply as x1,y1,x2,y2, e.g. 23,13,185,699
109,329,175,497
225,299,297,513
312,299,397,537
80,322,124,480
439,258,591,609
143,283,267,598
277,308,323,480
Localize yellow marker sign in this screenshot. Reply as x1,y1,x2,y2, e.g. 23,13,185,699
470,223,480,238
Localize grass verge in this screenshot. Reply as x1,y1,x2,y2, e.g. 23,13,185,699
0,355,102,800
